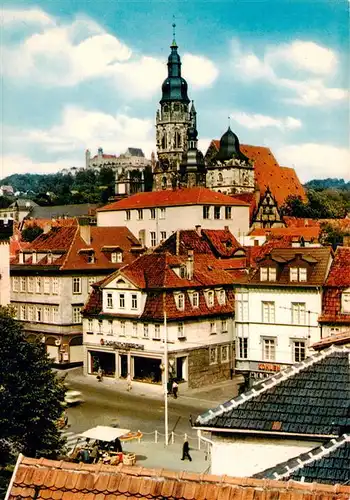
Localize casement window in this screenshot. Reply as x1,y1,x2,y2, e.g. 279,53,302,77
131,294,138,309
260,267,276,281
290,267,307,282
291,302,306,325
137,209,143,220
209,346,218,365
143,324,149,338
214,206,221,220
36,307,43,322
218,290,226,305
98,320,103,334
177,323,185,339
87,253,95,264
120,320,126,336
237,293,249,321
263,338,276,361
107,320,113,336
44,277,50,294
341,290,350,313
72,277,81,294
293,341,306,362
52,277,59,295
159,208,166,219
221,345,229,363
203,206,210,219
221,319,228,333
154,324,161,339
150,231,157,247
52,307,59,323
262,301,275,323
107,293,113,309
28,305,34,321
119,293,125,308
225,207,232,219
36,277,42,294
87,319,93,332
20,277,26,292
12,277,19,292
28,277,34,293
111,252,123,263
192,292,199,308
207,290,214,307
160,231,167,241
132,322,138,337
44,306,50,323
149,208,156,220
176,293,185,310
72,307,82,324
210,321,216,335
238,337,248,359
20,304,26,320
125,210,131,221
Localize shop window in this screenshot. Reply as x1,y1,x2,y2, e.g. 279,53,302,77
260,267,276,281
203,206,210,219
131,294,138,309
72,277,81,294
225,206,231,219
293,341,306,362
221,345,229,363
177,323,185,339
341,290,350,313
262,301,275,323
107,293,113,309
238,337,248,359
143,324,149,338
119,293,125,308
20,277,26,292
214,206,221,220
209,346,218,365
221,319,228,333
263,338,276,361
72,306,82,324
210,321,216,335
291,302,306,325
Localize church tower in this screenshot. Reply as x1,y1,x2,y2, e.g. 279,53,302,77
153,24,193,191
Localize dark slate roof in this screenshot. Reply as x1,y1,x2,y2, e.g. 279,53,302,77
126,147,144,157
27,203,99,219
195,346,350,438
254,434,350,485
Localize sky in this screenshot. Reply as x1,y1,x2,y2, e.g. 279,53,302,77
1,0,349,182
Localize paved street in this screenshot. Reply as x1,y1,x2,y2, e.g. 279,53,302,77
60,367,240,473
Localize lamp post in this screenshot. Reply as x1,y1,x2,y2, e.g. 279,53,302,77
163,309,169,446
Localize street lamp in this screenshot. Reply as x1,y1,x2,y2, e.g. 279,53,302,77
163,309,169,446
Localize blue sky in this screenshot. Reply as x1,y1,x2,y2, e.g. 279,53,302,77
1,0,349,182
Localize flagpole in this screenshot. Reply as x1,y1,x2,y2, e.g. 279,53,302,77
164,307,169,446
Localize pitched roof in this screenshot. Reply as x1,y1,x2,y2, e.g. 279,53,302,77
324,247,350,287
249,226,320,241
91,153,117,160
285,217,350,233
312,331,350,350
255,434,350,485
28,203,98,219
8,456,349,500
98,187,250,211
195,346,350,438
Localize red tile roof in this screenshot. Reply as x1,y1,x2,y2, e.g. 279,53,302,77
285,217,350,233
312,331,350,350
98,187,250,211
209,141,306,207
91,153,117,160
8,456,349,500
249,226,320,241
324,247,350,287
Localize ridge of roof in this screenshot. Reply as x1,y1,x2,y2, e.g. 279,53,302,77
196,344,349,426
257,434,350,482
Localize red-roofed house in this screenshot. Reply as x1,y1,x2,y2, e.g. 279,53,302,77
10,222,143,366
318,246,350,337
82,248,236,388
97,187,250,247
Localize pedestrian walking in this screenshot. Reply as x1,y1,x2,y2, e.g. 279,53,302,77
127,373,132,392
172,380,178,399
181,440,192,461
97,367,103,382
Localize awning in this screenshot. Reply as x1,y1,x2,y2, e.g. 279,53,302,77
79,426,131,442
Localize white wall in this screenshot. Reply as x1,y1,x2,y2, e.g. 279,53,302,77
210,436,322,477
0,242,10,306
97,204,249,246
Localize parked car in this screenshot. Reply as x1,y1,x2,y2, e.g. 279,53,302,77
64,390,84,406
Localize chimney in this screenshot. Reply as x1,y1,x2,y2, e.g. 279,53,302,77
195,225,201,236
186,250,194,280
176,230,180,256
78,217,91,245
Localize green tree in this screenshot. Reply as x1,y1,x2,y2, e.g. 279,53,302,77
319,222,350,250
0,306,66,467
21,224,44,242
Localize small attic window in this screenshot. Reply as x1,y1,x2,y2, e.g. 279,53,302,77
111,251,123,263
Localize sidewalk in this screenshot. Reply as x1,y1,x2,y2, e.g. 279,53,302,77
63,367,240,407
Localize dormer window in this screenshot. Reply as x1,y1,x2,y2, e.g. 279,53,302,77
341,289,350,313
175,293,185,311
207,290,215,307
88,253,95,264
180,266,186,279
189,291,199,308
260,267,276,281
290,267,307,282
111,251,122,263
217,290,226,305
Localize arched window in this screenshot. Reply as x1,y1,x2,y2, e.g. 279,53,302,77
175,131,181,148
162,134,167,149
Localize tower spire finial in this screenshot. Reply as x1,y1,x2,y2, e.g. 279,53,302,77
171,15,177,47
228,115,231,129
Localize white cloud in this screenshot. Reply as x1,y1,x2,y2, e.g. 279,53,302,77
0,8,54,27
230,111,302,130
276,143,350,182
182,54,219,88
1,155,71,177
232,39,347,106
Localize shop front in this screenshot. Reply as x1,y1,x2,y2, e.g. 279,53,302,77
236,360,291,386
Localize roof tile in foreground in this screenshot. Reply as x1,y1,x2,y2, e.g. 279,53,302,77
195,346,350,439
7,456,349,499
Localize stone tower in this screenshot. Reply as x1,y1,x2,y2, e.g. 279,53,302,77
153,26,192,191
